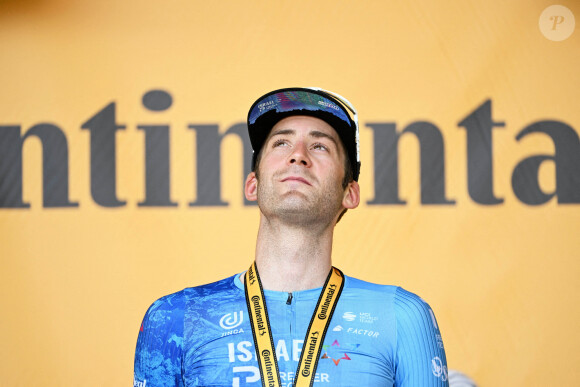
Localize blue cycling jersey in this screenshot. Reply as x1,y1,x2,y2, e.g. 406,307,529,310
134,273,449,386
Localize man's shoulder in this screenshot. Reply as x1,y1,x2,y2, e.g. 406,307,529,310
342,276,439,328
343,275,432,309
183,272,241,298
145,273,241,314
344,275,428,299
344,274,399,295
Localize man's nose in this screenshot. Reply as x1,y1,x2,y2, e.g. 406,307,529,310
287,142,311,167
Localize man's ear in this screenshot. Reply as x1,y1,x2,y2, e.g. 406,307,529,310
245,172,258,202
342,180,360,210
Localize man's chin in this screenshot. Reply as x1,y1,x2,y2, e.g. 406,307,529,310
271,196,314,215
275,208,322,227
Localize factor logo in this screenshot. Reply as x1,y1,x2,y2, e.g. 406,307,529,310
345,327,380,338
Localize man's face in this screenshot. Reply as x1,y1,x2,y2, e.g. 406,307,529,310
248,115,355,226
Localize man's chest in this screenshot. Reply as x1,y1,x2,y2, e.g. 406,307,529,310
182,299,395,386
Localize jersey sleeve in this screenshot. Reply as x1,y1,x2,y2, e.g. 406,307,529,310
134,292,185,387
394,287,449,386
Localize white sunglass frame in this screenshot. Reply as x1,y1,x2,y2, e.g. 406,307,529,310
306,87,360,163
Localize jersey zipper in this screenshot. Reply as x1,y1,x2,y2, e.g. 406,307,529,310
286,292,293,336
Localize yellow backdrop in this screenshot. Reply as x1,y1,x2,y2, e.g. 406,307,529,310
0,0,578,386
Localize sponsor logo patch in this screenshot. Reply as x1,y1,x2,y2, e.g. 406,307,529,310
220,311,245,337
133,378,147,387
359,312,378,324
342,311,378,324
431,356,448,382
320,339,360,366
342,312,356,321
220,311,244,330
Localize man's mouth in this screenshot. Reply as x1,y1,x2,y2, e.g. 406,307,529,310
281,176,312,186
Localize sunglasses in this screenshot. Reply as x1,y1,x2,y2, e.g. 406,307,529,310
248,87,360,168
305,87,359,164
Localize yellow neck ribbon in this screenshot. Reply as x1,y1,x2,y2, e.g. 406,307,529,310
244,262,344,387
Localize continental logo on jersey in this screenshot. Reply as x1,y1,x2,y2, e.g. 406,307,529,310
261,349,275,385
301,331,320,377
317,284,337,320
248,265,257,285
320,339,360,366
251,295,267,336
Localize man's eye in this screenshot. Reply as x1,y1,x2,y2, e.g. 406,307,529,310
312,143,328,151
272,139,288,147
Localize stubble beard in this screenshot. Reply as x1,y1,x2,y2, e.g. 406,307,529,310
256,170,345,228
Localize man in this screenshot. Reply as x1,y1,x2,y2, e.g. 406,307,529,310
134,87,449,386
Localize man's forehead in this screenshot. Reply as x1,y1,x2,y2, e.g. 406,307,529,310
268,115,341,141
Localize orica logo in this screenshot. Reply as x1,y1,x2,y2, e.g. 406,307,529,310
220,311,244,330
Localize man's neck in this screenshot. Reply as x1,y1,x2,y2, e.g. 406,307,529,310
253,218,334,292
